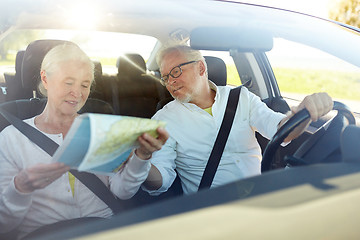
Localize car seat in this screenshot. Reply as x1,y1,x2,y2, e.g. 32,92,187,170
156,55,227,111
0,39,114,131
89,60,106,100
21,39,78,99
204,56,227,86
3,50,25,101
111,53,168,117
341,125,360,162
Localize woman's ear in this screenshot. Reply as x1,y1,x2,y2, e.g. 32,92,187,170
40,70,48,90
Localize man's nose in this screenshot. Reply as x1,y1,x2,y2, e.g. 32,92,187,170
167,76,177,85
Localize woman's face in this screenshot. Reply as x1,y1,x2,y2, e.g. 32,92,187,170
41,60,93,116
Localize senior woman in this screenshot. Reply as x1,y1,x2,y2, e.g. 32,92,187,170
0,44,168,239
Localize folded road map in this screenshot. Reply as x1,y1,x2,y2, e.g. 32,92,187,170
52,113,166,175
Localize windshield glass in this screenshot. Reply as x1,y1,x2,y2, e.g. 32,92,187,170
234,5,360,114
267,37,360,114
0,29,157,77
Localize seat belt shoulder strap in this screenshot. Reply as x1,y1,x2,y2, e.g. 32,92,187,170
0,109,123,214
198,86,242,190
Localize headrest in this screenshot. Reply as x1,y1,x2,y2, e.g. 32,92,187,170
21,39,75,98
204,56,227,86
117,53,146,79
15,50,25,74
93,61,102,80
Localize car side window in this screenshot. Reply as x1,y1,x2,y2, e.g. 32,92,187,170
200,50,241,86
266,38,360,114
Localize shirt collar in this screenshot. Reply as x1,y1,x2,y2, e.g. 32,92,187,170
208,80,219,102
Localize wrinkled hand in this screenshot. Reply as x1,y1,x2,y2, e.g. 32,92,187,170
14,162,70,193
291,92,333,122
135,127,169,160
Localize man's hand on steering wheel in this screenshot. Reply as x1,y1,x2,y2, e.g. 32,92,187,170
261,98,355,173
279,92,333,143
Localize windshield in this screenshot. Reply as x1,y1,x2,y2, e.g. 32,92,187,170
267,37,360,113
0,29,157,77
227,4,360,114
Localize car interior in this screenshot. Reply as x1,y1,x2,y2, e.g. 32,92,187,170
0,44,352,220
0,36,244,213
1,24,356,201
1,1,360,239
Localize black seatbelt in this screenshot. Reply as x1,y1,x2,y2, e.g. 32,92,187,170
198,86,242,190
0,110,124,214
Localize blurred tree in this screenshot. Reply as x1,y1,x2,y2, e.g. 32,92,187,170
329,0,360,28
0,30,44,60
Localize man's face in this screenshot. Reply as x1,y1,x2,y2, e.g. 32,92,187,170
160,51,201,103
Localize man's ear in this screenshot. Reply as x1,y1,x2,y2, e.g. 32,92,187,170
199,60,206,76
40,70,48,90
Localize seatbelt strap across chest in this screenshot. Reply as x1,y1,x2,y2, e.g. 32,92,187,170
198,86,242,190
0,110,124,214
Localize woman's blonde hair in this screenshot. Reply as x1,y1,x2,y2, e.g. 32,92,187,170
38,44,94,96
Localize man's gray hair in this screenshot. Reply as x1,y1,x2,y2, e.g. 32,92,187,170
156,44,207,75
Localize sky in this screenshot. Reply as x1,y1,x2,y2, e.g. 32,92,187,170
238,0,335,19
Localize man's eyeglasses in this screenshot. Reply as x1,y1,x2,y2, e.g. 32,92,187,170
160,61,196,85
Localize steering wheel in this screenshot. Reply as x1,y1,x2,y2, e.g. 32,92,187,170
261,101,356,172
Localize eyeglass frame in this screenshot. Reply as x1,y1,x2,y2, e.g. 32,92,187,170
160,60,197,85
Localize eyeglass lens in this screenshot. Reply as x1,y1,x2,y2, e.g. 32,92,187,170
161,61,196,84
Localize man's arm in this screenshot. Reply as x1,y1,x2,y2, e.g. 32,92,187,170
142,164,162,191
140,136,178,195
110,127,168,200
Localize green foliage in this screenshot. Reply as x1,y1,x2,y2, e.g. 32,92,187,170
273,68,360,101
329,0,360,28
227,65,360,101
0,30,44,60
